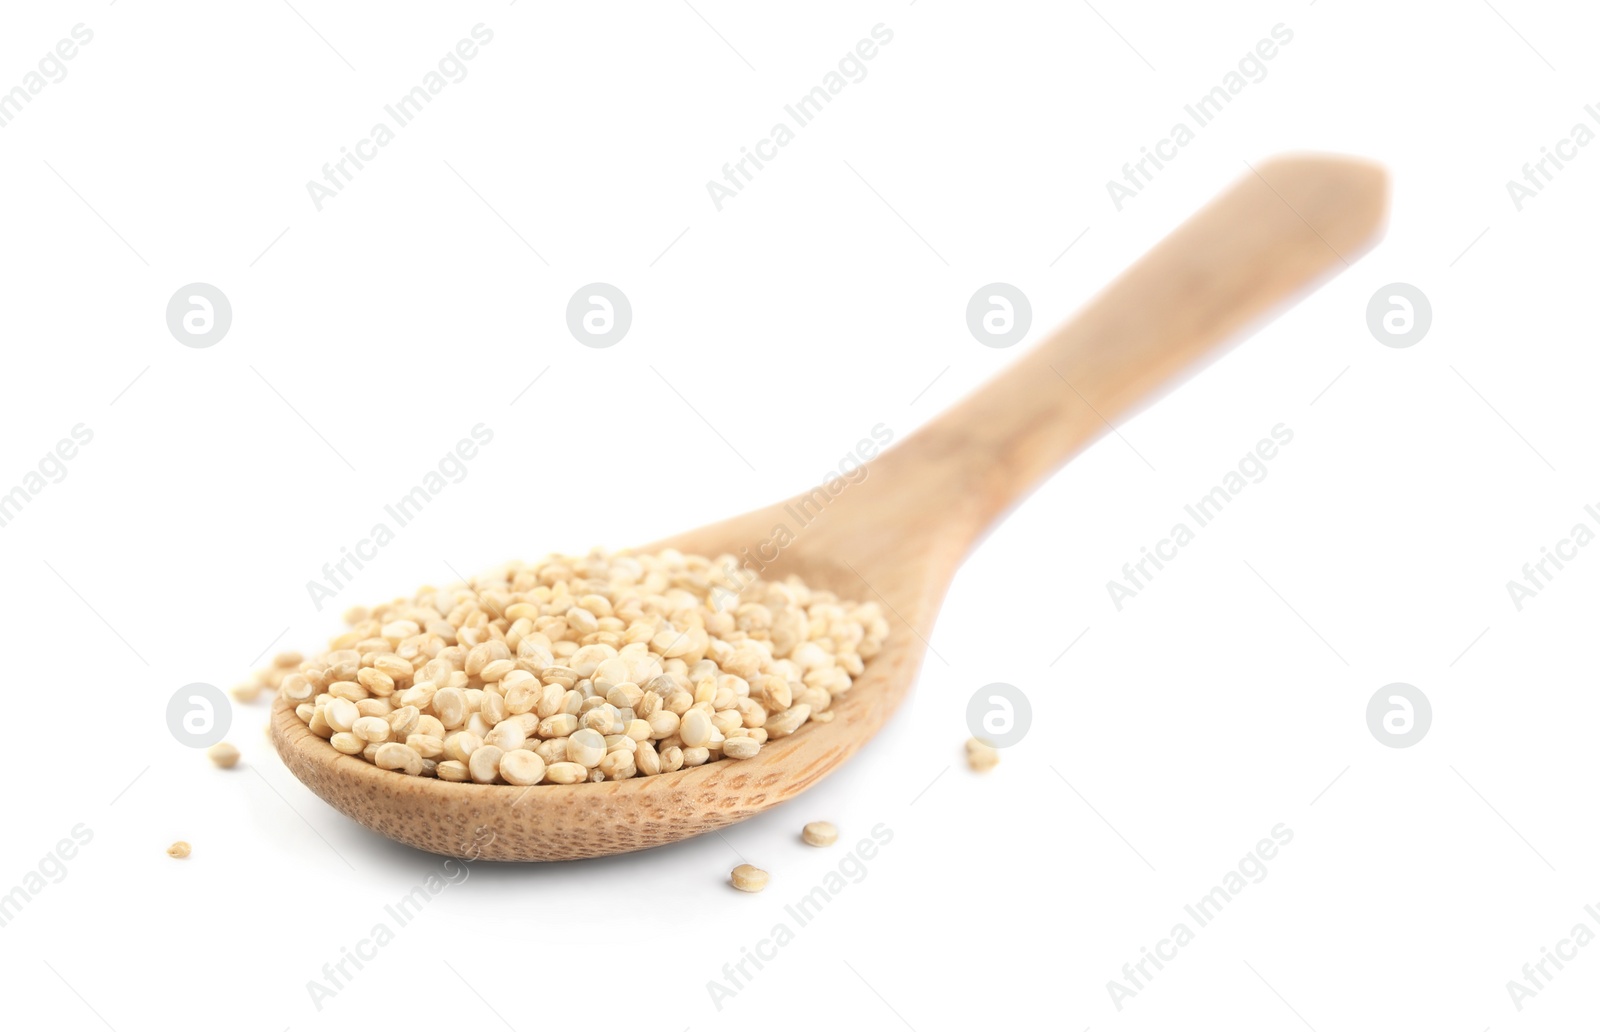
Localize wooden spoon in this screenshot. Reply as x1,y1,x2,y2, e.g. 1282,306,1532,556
272,155,1387,861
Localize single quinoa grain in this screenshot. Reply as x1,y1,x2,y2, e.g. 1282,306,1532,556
268,550,888,786
722,737,761,760
965,737,1000,772
167,841,191,859
802,821,838,847
206,742,240,769
730,864,769,892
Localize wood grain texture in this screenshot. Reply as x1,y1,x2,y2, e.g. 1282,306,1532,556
271,155,1388,860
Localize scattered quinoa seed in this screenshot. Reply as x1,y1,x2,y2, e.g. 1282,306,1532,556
802,821,838,847
206,742,241,769
965,737,1000,772
730,863,769,892
167,841,191,859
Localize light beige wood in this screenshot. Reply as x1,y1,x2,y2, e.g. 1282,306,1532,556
272,155,1388,860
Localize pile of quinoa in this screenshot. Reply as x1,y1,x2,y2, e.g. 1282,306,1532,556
270,550,889,785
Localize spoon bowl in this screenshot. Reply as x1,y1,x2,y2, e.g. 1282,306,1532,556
272,155,1388,859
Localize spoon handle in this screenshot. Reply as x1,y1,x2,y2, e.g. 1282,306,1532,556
889,154,1387,538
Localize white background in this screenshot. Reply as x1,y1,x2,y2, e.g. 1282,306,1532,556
1,1,1596,1029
